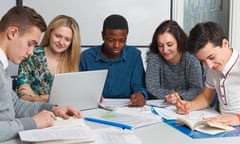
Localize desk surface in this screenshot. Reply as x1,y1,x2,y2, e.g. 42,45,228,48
134,122,240,144
4,108,240,144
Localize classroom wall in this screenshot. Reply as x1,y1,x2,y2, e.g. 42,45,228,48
21,0,172,71
0,0,16,18
22,0,171,46
3,0,239,81
229,0,240,50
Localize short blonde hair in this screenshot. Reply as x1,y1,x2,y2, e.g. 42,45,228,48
40,15,81,72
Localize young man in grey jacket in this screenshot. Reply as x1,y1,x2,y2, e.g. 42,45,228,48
0,6,82,142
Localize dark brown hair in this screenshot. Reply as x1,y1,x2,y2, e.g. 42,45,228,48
188,21,227,54
149,20,187,54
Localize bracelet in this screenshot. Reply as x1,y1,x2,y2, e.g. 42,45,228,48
236,114,240,121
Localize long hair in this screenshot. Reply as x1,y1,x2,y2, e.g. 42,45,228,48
40,15,81,72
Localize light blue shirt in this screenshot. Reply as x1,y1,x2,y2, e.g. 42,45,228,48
80,45,148,99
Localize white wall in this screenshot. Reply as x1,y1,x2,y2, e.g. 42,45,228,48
23,0,171,46
0,0,16,18
229,0,240,50
1,0,18,76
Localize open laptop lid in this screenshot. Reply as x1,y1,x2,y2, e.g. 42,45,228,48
48,69,108,110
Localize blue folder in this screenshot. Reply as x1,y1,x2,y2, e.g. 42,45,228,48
163,119,240,139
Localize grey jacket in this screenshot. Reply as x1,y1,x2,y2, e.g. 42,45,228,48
0,62,53,142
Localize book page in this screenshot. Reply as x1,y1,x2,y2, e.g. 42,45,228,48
177,117,201,130
177,114,235,135
205,121,234,131
195,124,233,135
100,98,129,108
52,117,85,128
154,106,219,120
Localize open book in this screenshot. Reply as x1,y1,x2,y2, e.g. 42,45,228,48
177,117,235,135
18,117,95,144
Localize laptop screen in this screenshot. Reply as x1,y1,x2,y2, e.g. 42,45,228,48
48,69,108,110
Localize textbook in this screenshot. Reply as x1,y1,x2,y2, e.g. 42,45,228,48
177,117,235,135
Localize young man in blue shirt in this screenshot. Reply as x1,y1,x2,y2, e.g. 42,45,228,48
80,14,147,106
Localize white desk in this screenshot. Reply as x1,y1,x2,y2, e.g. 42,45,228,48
134,122,240,144
82,108,240,144
3,108,240,144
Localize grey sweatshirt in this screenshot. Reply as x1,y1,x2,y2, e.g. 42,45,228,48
146,52,203,100
0,62,53,142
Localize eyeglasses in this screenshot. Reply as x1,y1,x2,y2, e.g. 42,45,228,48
219,77,227,105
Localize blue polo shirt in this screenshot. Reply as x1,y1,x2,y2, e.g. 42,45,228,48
80,45,148,99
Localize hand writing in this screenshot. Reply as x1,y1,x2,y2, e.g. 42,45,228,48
176,95,191,114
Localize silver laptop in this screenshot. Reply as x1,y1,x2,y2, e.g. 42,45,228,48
48,69,108,110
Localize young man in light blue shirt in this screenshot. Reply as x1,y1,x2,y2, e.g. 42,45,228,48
80,14,147,106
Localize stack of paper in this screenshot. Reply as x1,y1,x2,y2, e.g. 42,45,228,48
19,116,144,144
18,117,95,144
84,109,161,130
94,127,142,144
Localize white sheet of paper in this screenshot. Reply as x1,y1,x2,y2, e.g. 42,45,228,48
18,126,95,143
94,127,142,144
154,105,219,120
101,98,129,108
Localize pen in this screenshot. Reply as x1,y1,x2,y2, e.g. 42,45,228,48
150,107,170,119
148,104,166,108
84,117,133,130
98,103,115,111
148,101,170,108
151,106,159,115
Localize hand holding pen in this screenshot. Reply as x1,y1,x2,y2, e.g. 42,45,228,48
176,94,191,114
